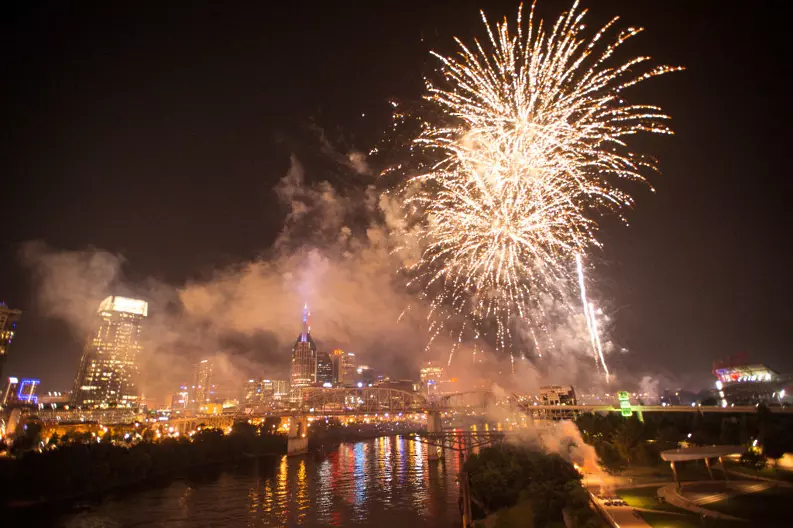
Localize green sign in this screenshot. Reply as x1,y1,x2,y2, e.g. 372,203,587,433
618,391,632,417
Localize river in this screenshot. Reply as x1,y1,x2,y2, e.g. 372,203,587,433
42,435,463,528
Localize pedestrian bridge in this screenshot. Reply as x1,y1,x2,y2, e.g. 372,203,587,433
166,389,793,435
297,387,497,414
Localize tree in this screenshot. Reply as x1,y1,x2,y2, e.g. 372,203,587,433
719,418,740,445
12,420,43,453
613,417,644,465
593,439,625,472
763,425,793,467
756,403,773,444
464,444,582,524
260,416,281,434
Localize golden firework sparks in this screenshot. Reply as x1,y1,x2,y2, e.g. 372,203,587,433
399,1,681,369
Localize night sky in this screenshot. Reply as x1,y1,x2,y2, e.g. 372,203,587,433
2,1,792,391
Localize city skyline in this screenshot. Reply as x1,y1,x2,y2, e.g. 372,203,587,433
2,1,792,393
2,3,792,526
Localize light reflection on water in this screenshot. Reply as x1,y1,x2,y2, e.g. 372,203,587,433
57,435,462,528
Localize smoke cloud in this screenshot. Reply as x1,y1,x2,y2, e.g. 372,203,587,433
20,151,645,404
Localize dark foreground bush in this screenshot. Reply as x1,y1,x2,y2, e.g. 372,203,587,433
464,444,601,527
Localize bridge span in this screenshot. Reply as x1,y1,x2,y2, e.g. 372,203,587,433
165,387,791,438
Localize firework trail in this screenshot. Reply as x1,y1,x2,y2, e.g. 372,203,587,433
576,253,608,377
397,1,681,368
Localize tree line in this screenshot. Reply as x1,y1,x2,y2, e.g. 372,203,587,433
574,405,793,471
0,420,286,506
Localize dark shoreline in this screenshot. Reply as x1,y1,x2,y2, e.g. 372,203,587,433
1,452,283,514
1,430,422,516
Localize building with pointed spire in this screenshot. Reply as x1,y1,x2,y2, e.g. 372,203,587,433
290,304,317,401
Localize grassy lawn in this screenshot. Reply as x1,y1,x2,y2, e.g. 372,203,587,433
636,510,702,528
616,486,745,528
616,486,681,513
636,510,744,528
725,462,793,483
705,486,793,525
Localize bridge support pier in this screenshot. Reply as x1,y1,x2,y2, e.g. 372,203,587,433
427,411,443,460
287,415,309,456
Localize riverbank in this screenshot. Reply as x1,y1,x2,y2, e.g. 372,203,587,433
0,426,287,510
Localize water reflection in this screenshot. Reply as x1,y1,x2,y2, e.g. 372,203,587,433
296,459,309,524
316,457,333,524
353,441,368,522
53,436,461,528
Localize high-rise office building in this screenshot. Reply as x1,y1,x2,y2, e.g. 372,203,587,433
243,378,287,407
72,296,147,407
331,349,345,385
316,352,333,386
343,352,357,386
192,359,214,405
420,361,444,384
1,376,19,406
290,304,316,401
0,302,22,381
168,384,190,410
331,349,357,386
355,365,377,386
270,379,289,401
244,378,268,405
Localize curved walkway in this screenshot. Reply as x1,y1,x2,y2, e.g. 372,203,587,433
657,480,771,521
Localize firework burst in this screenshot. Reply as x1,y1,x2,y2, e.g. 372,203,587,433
398,1,681,369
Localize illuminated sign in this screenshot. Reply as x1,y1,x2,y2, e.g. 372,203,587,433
618,391,632,417
714,364,777,384
17,378,39,404
98,296,148,316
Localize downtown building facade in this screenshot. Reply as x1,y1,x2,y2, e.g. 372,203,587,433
316,352,333,386
72,296,148,408
0,302,22,381
191,359,214,406
331,349,358,386
244,378,289,408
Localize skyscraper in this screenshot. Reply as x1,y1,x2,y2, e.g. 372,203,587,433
244,378,268,405
72,296,148,407
0,302,22,381
290,304,316,401
331,349,357,386
191,359,214,405
343,352,357,386
331,349,345,385
316,352,333,386
270,379,289,402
